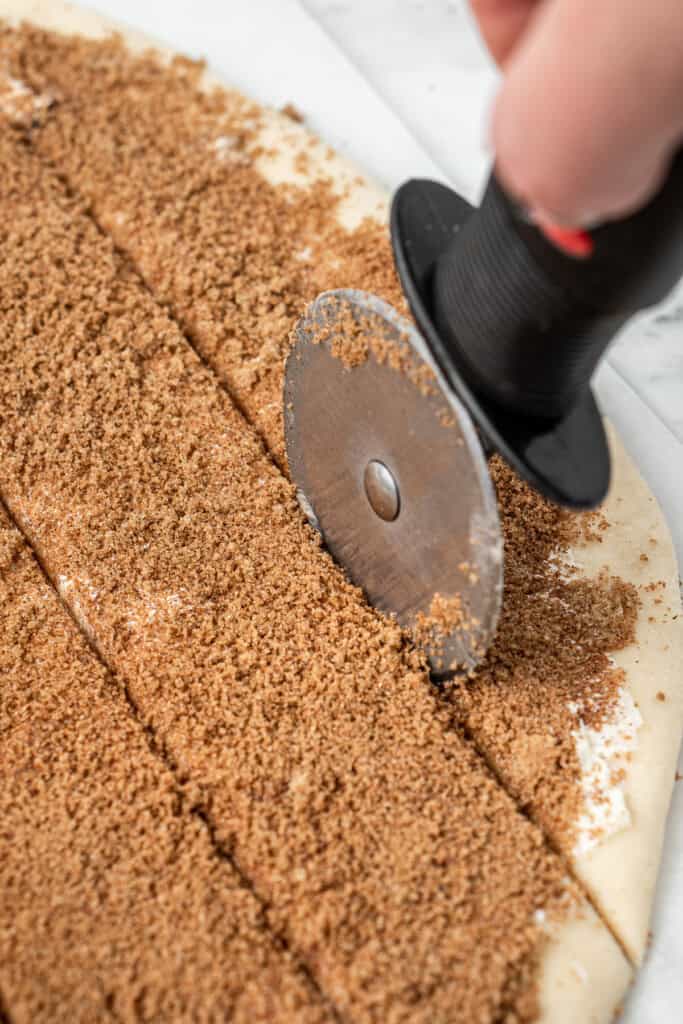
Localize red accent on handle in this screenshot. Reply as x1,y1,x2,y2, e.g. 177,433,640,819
539,222,594,258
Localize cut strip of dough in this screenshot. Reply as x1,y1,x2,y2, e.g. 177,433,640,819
0,509,329,1023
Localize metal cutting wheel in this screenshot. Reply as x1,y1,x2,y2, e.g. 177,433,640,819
284,289,503,676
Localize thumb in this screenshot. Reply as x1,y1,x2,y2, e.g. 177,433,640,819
491,0,683,225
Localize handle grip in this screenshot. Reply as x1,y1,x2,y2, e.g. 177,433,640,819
431,151,683,418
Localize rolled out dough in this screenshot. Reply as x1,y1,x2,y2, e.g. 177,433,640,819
2,1,681,1019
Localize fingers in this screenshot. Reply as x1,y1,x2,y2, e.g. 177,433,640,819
469,0,542,66
490,0,683,224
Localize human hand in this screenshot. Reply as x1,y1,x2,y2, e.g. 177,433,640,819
471,0,683,226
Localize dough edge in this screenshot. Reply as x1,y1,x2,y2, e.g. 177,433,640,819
538,903,632,1024
567,424,683,963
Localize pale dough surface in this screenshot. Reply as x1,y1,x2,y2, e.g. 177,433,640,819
4,0,683,1019
568,426,683,964
538,906,632,1024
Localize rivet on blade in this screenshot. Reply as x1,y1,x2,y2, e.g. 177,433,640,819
364,460,400,522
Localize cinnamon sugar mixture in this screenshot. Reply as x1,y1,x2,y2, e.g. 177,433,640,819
447,459,639,842
0,23,641,1023
0,510,329,1024
1,25,403,466
0,81,575,1024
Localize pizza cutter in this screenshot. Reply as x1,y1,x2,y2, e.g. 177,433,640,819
284,158,683,676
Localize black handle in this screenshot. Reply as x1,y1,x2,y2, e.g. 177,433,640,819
431,151,683,418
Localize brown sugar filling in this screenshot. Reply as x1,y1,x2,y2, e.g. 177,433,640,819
0,25,405,468
447,457,639,842
0,22,641,1020
0,510,330,1024
0,101,580,1024
0,24,639,850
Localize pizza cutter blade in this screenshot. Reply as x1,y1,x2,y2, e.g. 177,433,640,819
284,289,503,677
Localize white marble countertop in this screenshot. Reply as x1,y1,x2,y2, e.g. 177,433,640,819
35,2,683,1020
